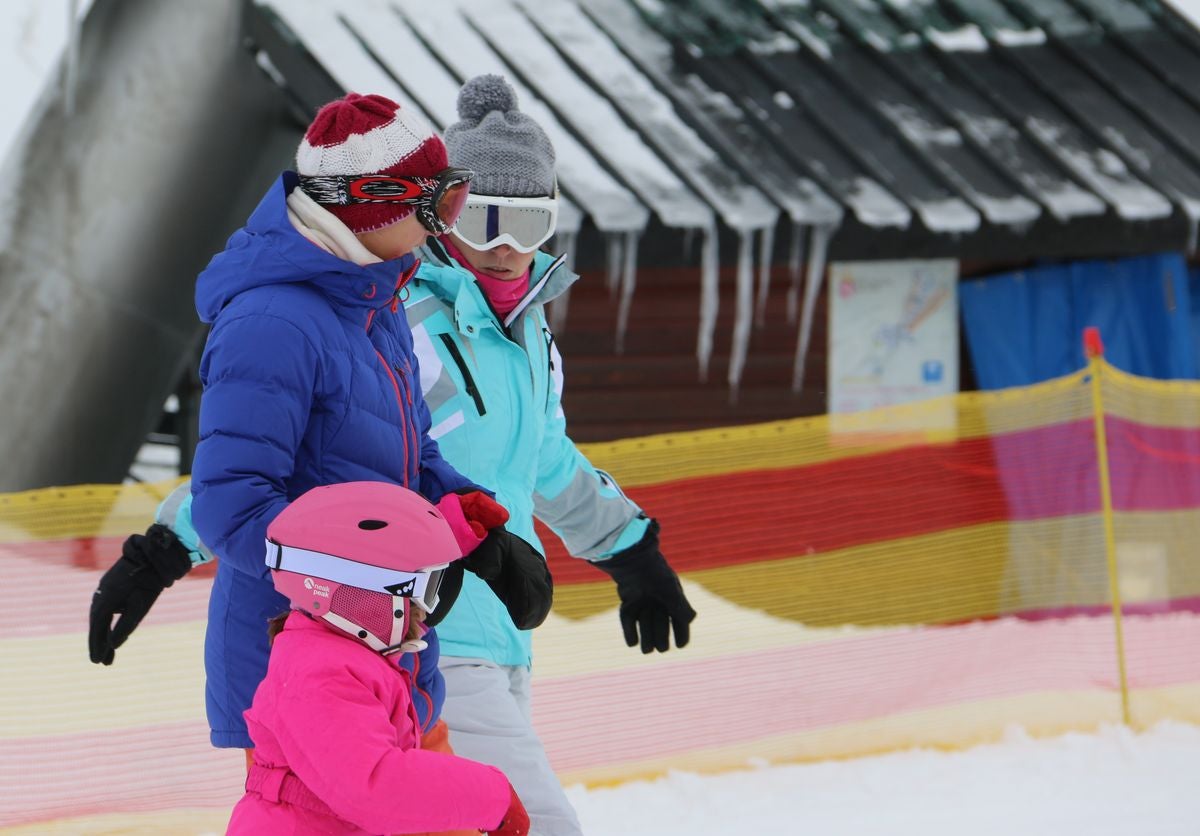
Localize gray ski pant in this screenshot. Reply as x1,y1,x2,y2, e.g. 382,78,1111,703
439,656,583,836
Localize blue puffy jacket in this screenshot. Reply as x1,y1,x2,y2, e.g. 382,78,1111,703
189,173,474,748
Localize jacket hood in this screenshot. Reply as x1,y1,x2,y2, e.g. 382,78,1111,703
195,172,418,324
414,238,578,311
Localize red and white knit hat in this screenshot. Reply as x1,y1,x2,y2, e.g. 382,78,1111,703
296,93,449,234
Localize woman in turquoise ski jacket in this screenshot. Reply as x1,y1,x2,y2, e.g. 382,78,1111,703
405,75,695,836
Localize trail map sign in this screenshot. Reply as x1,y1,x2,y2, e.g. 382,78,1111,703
828,259,958,428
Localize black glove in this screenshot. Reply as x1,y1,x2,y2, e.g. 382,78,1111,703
463,526,553,630
591,520,695,654
88,524,192,665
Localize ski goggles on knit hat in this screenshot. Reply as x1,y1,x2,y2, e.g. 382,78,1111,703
299,167,474,236
267,541,450,614
452,191,559,254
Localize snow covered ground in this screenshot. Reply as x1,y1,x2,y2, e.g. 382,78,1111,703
565,722,1200,836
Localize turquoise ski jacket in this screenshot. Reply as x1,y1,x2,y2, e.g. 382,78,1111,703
405,241,649,666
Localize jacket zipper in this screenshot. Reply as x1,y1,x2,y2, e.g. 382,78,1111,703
375,350,411,487
439,333,487,416
365,261,421,489
394,361,420,475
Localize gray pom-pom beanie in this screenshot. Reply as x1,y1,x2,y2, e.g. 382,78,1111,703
444,74,556,198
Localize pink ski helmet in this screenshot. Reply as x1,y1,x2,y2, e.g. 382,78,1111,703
265,481,462,654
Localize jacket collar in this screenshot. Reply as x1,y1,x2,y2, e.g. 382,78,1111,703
195,173,418,324
415,238,579,319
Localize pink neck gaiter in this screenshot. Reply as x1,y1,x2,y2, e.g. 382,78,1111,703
441,238,530,318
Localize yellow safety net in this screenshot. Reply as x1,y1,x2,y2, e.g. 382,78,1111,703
1,357,1197,833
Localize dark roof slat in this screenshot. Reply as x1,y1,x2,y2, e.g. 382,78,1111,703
812,0,1041,227
1060,28,1200,173
1070,0,1157,32
996,1,1200,223
856,8,1107,220
741,2,982,233
637,1,912,228
1113,2,1200,115
498,0,777,232
990,0,1098,38
940,0,1037,35
574,0,842,227
1153,0,1200,47
918,41,1172,221
681,44,912,229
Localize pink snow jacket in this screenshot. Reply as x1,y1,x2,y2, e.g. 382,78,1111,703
226,612,511,835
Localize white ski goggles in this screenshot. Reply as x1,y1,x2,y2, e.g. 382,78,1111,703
266,541,448,614
452,192,559,254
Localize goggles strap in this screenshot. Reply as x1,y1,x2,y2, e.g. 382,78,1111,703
298,168,473,236
298,175,432,206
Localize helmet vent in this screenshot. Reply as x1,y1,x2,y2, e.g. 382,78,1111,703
358,519,388,530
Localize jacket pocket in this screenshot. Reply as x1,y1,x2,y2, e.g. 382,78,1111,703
439,333,487,416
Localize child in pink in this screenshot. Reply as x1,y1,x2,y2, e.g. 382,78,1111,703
226,481,529,836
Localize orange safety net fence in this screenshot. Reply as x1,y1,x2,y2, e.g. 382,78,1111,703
1,357,1198,833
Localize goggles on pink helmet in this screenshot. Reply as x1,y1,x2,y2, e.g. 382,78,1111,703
265,482,462,655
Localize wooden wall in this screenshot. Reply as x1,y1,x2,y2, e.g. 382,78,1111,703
554,261,830,442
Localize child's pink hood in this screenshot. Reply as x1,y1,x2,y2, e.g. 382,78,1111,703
227,612,510,835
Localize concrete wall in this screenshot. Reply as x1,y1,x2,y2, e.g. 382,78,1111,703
0,0,297,490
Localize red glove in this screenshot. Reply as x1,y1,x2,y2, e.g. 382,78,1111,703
457,490,509,537
487,783,529,836
436,490,509,556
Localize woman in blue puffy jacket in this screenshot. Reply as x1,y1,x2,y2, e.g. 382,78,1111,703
88,93,549,757
191,92,523,752
90,80,693,836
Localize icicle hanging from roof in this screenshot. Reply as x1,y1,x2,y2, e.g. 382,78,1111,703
754,222,775,329
787,221,807,325
606,233,622,296
791,223,833,393
727,228,756,400
696,221,720,382
615,230,641,354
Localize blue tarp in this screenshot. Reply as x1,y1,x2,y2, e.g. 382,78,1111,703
960,253,1196,389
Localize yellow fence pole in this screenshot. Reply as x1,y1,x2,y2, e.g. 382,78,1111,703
1083,327,1132,727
